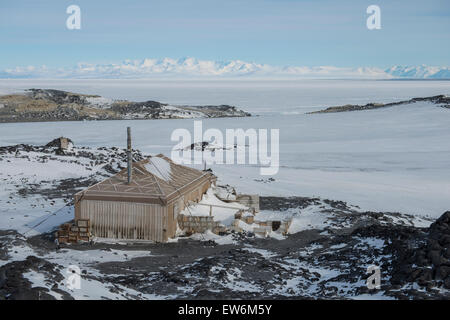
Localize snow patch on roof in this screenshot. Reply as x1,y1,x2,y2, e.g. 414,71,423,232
144,157,172,181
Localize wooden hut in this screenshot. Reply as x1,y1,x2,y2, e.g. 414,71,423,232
74,154,216,242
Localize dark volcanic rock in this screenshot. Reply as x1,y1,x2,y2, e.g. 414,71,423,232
310,95,450,114
0,256,72,300
388,211,450,292
0,89,251,123
260,196,322,211
110,100,165,116
45,137,74,148
27,88,97,105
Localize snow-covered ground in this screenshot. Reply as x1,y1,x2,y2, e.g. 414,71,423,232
0,144,143,234
208,100,450,217
0,152,444,300
0,80,449,300
181,188,247,224
1,96,448,217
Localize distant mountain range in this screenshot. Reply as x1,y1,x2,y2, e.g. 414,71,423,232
1,58,449,79
385,65,450,79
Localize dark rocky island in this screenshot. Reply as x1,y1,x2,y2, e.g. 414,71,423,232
0,88,251,123
309,95,450,114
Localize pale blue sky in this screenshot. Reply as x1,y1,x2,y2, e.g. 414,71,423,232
0,0,449,69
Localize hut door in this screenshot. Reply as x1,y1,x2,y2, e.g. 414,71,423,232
272,221,281,231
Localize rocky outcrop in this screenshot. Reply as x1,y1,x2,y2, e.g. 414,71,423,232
417,211,450,287
0,89,251,123
310,95,450,114
0,255,72,300
388,211,450,292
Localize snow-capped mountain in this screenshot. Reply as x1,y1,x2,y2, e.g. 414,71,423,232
385,65,450,79
1,57,449,79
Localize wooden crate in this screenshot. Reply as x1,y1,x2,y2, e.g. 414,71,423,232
255,221,269,227
61,223,72,231
58,236,69,244
57,230,69,237
76,219,90,228
244,215,254,224
253,227,269,237
68,236,78,242
56,219,91,244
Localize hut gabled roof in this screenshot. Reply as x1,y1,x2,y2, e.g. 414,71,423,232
75,154,215,205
